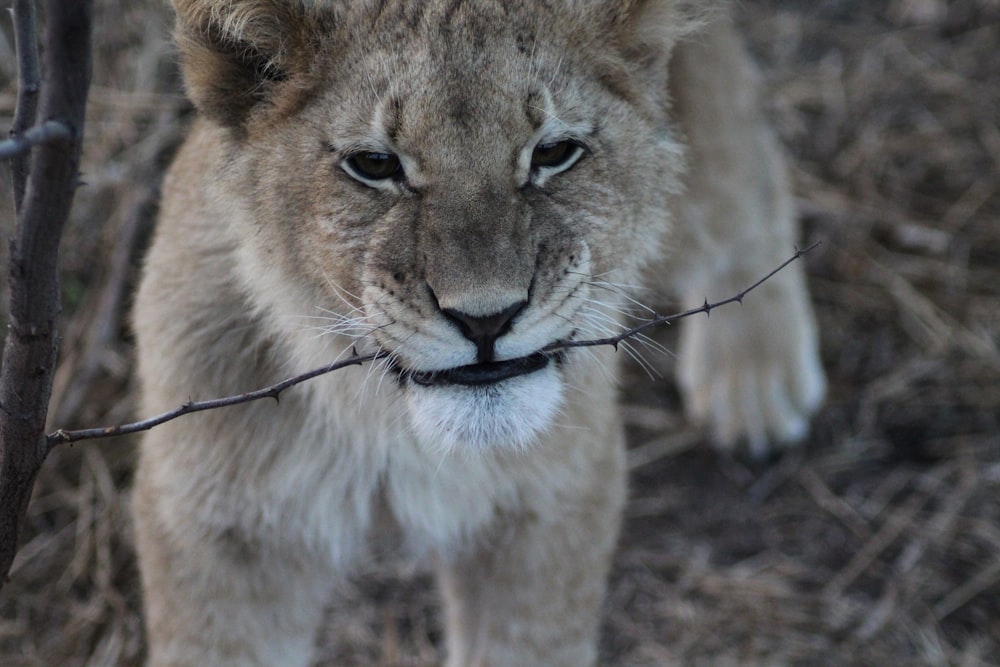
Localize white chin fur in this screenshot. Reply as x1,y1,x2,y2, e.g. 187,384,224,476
404,366,564,453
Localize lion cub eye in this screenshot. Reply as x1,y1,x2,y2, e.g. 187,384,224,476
343,151,403,184
530,139,584,173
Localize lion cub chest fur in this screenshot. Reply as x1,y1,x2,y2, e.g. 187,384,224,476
133,1,824,665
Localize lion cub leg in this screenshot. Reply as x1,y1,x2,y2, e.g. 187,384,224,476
435,428,626,666
133,459,332,667
664,18,826,458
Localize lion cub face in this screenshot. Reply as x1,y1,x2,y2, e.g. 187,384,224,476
175,0,694,451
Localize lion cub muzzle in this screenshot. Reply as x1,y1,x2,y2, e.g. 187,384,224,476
371,205,586,451
411,298,557,388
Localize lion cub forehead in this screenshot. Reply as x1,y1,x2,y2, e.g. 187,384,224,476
352,0,570,39
331,0,613,80
316,5,604,156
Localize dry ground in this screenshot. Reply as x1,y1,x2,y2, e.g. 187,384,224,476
1,1,998,665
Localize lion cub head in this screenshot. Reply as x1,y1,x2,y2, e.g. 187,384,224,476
173,0,700,451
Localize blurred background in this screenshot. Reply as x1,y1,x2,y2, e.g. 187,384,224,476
1,0,998,665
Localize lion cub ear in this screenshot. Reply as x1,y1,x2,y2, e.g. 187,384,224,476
604,0,713,88
172,0,325,128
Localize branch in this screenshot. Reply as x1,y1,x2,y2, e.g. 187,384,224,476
545,242,822,353
0,119,73,160
47,352,380,446
8,0,41,213
0,0,93,589
44,244,819,448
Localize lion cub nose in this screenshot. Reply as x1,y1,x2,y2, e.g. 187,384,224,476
442,301,526,364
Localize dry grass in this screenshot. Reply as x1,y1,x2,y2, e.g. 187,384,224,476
1,1,998,665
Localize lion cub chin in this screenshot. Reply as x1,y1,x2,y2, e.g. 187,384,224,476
405,367,566,452
132,1,825,665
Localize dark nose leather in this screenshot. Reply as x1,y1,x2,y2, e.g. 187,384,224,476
442,301,526,363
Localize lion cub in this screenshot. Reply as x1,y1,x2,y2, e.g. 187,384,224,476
133,1,825,665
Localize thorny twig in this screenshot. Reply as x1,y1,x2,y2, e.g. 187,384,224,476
546,242,820,353
45,244,819,448
46,353,379,447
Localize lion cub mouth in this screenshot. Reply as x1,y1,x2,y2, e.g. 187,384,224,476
409,352,552,387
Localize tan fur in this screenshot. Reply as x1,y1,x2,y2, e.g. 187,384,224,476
133,1,824,665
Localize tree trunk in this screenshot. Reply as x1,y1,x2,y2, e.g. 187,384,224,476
0,0,93,590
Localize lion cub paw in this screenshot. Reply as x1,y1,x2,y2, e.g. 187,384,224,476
676,272,826,459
